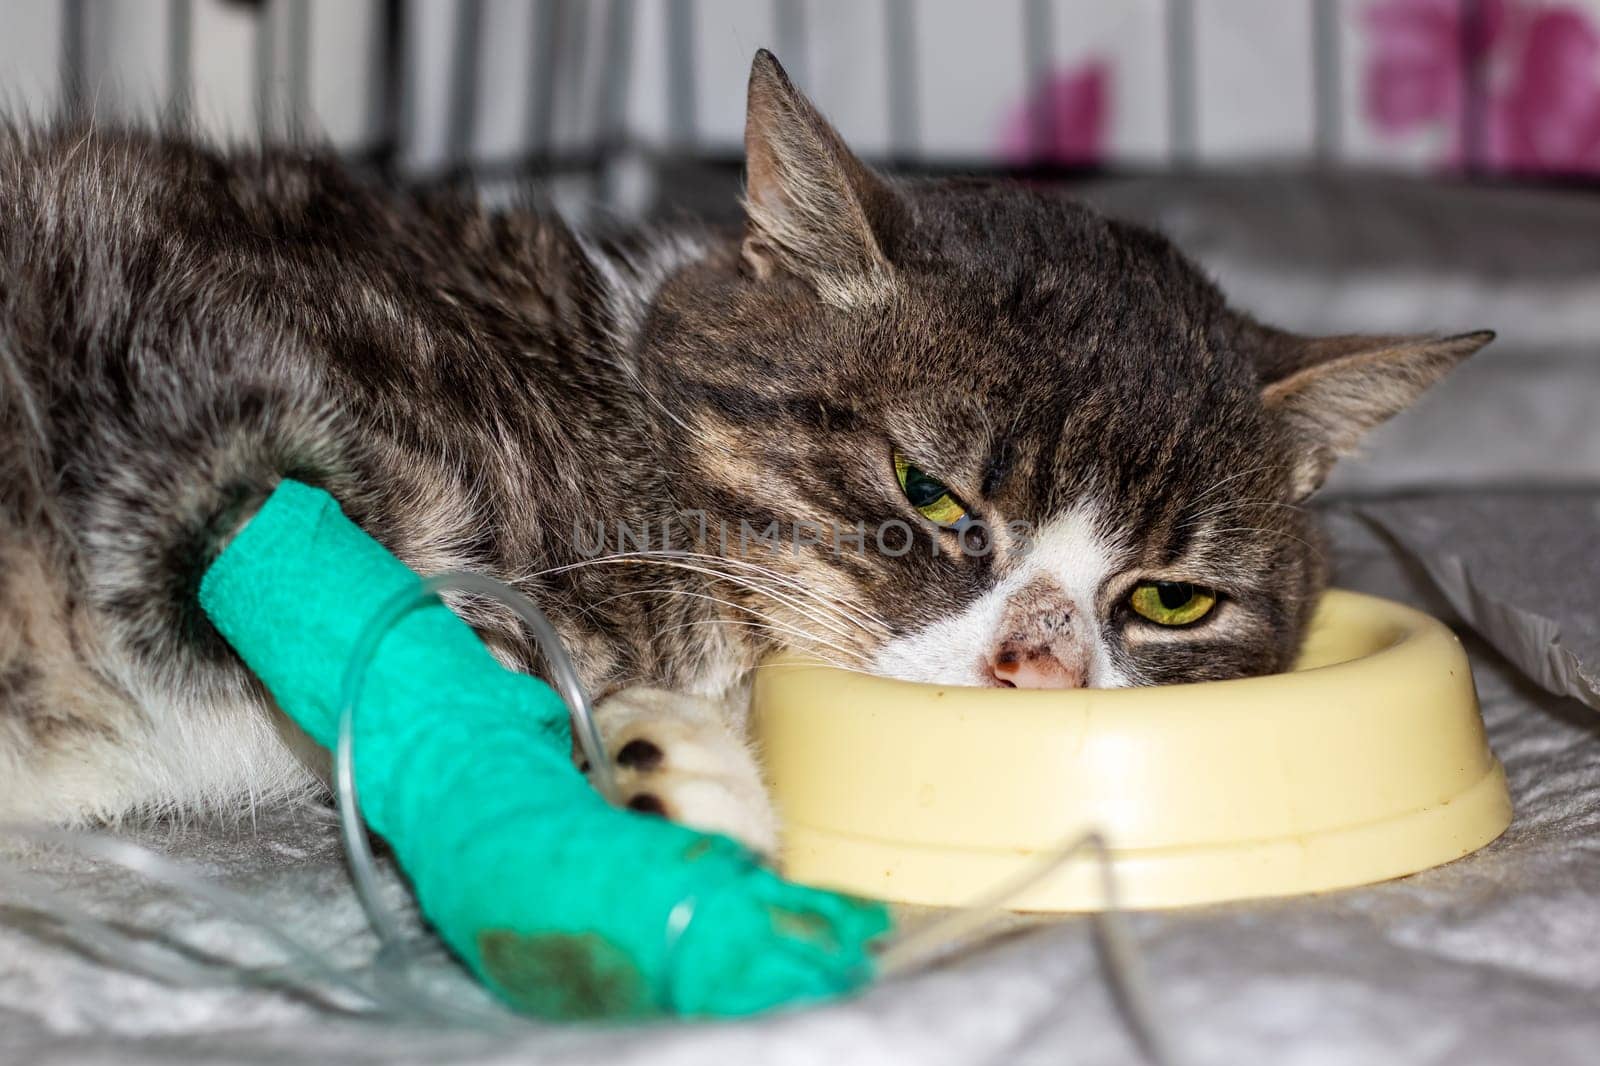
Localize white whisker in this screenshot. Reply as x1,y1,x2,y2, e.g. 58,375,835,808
1180,465,1276,516
626,548,894,631
572,585,869,666
1206,525,1324,557
530,550,889,642
653,618,865,672
1179,496,1307,530
528,554,871,648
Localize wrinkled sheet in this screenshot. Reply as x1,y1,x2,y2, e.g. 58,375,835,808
3,498,1600,1066
1359,494,1600,711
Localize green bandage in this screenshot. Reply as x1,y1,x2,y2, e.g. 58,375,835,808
198,480,887,1019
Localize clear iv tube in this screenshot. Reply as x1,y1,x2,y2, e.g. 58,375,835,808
333,572,617,956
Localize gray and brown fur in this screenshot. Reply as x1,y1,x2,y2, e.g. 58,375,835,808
0,53,1488,844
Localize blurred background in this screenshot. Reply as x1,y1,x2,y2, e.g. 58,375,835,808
2,0,1598,492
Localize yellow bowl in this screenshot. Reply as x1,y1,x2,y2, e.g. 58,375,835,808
751,590,1512,911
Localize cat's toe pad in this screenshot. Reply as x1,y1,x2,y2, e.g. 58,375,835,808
592,688,778,859
607,729,777,858
616,737,664,770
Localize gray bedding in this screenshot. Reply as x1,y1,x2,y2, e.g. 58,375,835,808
5,177,1600,1064
3,504,1597,1066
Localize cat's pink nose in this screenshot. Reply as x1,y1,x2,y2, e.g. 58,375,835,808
988,643,1087,689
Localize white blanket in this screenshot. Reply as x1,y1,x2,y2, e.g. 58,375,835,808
3,500,1598,1066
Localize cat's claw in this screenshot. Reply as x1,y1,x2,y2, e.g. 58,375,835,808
590,687,779,860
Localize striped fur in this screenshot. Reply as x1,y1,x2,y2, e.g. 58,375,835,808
0,53,1486,829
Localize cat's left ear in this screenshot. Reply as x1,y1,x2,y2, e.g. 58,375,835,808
1243,324,1494,499
742,49,904,306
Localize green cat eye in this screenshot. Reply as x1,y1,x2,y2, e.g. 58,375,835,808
1129,581,1218,627
893,452,968,528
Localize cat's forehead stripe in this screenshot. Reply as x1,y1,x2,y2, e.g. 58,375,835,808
980,433,1014,497
1013,502,1120,603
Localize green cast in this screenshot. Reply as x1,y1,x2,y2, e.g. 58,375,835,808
199,479,887,1019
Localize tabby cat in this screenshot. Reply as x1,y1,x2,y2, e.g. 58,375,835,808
0,52,1488,853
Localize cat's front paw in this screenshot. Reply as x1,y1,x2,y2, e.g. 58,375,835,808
590,688,778,859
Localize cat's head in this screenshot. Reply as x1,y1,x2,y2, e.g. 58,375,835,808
641,51,1489,688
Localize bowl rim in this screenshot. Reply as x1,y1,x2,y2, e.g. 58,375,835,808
755,588,1431,711
752,589,1512,910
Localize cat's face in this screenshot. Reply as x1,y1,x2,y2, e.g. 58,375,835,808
642,52,1489,689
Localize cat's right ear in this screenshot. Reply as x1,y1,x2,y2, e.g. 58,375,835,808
742,49,902,307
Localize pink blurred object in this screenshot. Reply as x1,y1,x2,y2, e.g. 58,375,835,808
1364,0,1500,133
999,62,1110,167
1491,9,1600,171
1364,0,1600,174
